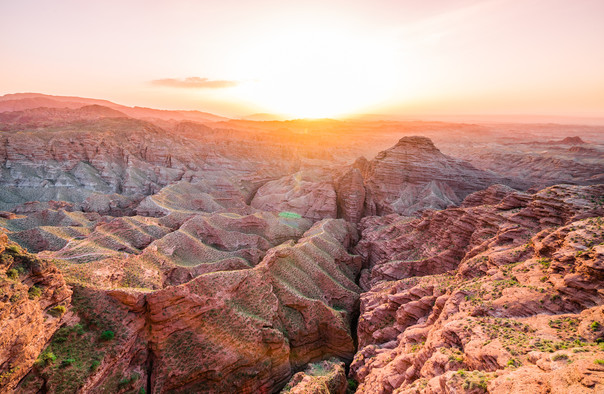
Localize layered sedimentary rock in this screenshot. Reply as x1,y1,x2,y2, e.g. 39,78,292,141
0,116,296,212
361,136,501,217
355,184,604,288
251,172,338,221
28,211,312,289
335,158,367,223
17,219,362,393
351,184,604,393
282,359,348,394
0,234,71,392
135,180,248,217
333,136,504,222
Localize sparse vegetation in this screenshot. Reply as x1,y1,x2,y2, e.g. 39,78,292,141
28,285,42,299
552,353,569,361
6,268,18,279
100,330,115,341
48,305,66,317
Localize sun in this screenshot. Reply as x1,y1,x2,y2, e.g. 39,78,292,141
230,28,401,118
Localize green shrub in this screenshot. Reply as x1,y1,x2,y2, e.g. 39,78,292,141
6,245,21,254
60,358,76,368
537,258,551,269
118,372,140,388
595,359,604,365
90,360,101,371
48,305,66,317
38,350,57,365
28,286,42,299
6,268,18,279
552,353,569,361
9,293,21,303
0,254,14,265
347,378,358,393
591,321,601,331
100,330,115,341
74,323,85,335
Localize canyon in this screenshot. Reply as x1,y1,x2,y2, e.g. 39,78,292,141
0,93,603,393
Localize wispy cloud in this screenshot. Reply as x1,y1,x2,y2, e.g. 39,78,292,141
151,77,238,89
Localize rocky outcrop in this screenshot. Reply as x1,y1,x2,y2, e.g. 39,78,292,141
333,137,504,222
361,136,501,216
251,172,338,221
355,184,604,289
135,180,248,217
335,158,368,223
30,211,313,289
0,116,297,212
18,219,362,393
282,359,348,393
350,185,604,393
0,233,71,392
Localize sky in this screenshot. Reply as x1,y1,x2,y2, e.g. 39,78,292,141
1,0,603,119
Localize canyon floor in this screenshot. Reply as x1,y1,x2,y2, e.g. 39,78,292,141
0,93,603,393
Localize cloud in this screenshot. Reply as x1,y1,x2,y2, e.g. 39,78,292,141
151,77,238,89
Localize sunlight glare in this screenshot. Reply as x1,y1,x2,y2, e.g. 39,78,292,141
231,28,401,118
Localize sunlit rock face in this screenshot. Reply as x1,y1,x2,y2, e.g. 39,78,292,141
360,136,501,217
1,94,603,393
15,219,362,393
250,171,338,221
0,233,71,392
351,184,604,393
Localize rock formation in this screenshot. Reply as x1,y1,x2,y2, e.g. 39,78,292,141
0,233,71,392
334,136,504,222
1,94,604,393
282,359,348,393
351,184,604,393
251,171,338,221
16,219,362,393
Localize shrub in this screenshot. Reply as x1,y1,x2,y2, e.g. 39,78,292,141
591,321,601,331
347,378,358,392
100,330,115,341
118,372,140,388
595,359,604,365
6,268,18,279
90,360,101,371
60,358,76,368
38,351,57,365
74,323,85,335
552,353,569,361
6,245,21,254
0,254,14,265
48,305,66,317
28,286,42,299
537,258,551,269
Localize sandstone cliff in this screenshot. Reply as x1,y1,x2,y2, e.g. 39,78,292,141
0,233,71,392
351,184,604,393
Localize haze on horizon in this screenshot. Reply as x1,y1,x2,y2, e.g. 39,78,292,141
1,0,603,120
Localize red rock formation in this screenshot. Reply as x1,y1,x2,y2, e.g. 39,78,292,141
0,233,71,392
366,136,502,216
335,158,368,223
282,358,348,393
251,172,338,221
355,184,604,289
351,185,604,393
17,219,361,393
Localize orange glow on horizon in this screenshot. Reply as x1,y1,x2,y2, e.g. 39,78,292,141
0,0,603,120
